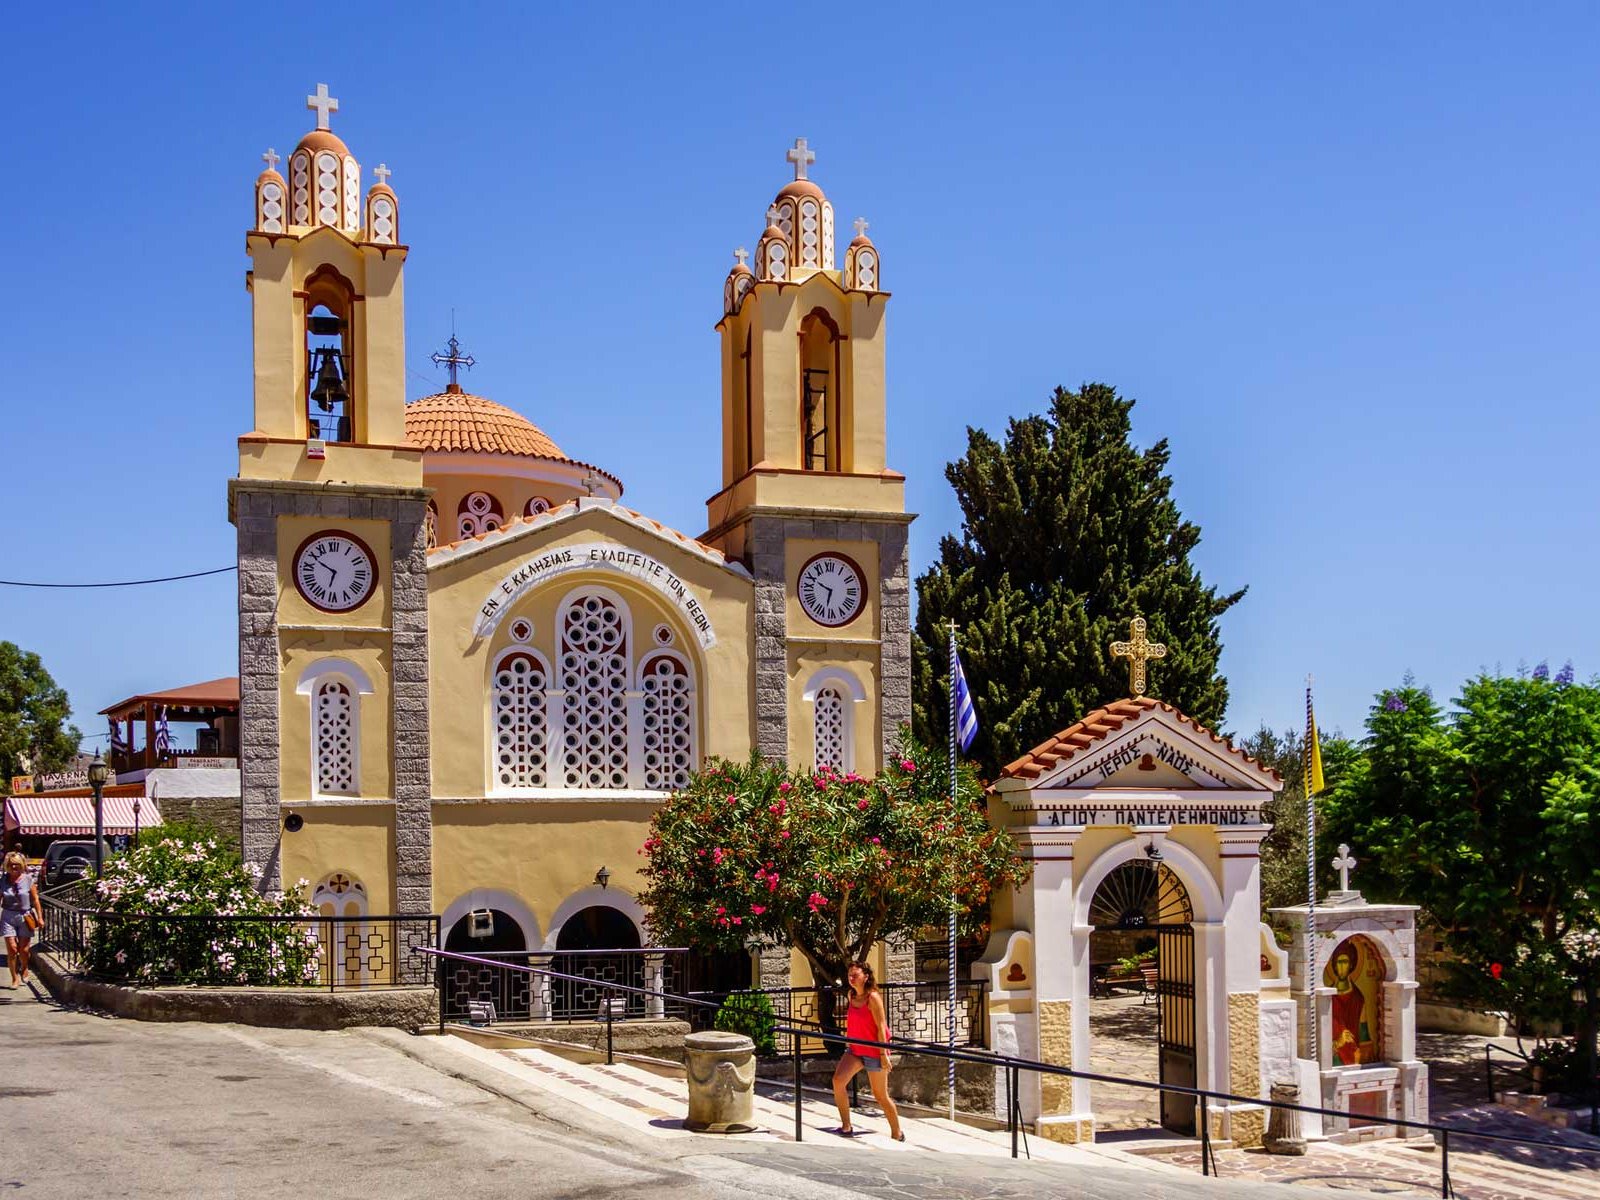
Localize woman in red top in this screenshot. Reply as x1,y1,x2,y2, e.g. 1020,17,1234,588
829,960,905,1140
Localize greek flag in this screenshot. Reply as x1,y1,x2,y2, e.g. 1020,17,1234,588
952,649,979,753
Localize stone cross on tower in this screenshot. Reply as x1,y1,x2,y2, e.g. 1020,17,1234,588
430,333,475,389
786,136,815,181
734,247,749,267
307,83,339,131
1110,617,1168,697
262,147,281,172
374,163,392,186
582,472,605,497
1332,844,1358,893
853,217,870,238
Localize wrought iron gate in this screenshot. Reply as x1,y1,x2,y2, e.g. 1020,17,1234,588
1156,922,1197,1135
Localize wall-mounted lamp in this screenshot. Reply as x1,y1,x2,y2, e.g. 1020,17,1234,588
1144,840,1163,861
595,865,611,890
284,813,304,833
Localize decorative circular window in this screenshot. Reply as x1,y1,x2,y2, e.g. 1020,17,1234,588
652,623,674,647
509,618,534,644
525,496,552,517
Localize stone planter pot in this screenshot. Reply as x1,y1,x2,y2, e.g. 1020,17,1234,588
684,1030,756,1133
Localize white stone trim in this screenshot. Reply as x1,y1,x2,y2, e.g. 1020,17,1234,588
800,665,868,704
440,888,542,948
544,886,646,951
294,658,375,799
1070,837,1225,927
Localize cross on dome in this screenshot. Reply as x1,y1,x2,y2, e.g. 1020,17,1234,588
307,83,340,131
262,147,281,172
430,333,476,389
582,472,605,497
786,136,815,181
374,163,392,185
734,247,749,267
1110,617,1168,697
853,217,869,238
1332,844,1358,892
766,204,781,227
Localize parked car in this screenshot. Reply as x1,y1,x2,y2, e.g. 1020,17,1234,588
41,840,110,889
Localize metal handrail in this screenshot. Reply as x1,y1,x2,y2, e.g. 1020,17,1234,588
418,945,1600,1197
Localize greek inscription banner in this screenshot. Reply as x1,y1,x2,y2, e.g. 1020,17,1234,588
474,542,717,648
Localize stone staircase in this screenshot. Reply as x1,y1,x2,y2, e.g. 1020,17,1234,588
427,1030,1179,1171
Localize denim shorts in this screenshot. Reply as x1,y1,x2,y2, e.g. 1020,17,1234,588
855,1054,885,1073
0,910,34,941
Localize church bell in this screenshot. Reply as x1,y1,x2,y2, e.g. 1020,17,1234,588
310,346,348,412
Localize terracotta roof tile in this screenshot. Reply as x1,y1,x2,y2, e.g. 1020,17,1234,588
100,677,240,717
405,389,565,460
997,696,1280,784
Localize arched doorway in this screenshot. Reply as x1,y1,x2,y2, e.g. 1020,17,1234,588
1087,859,1196,1135
313,873,371,987
443,908,530,1021
550,904,644,1018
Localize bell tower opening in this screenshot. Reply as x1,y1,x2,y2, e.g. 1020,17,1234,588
304,266,355,444
799,308,840,471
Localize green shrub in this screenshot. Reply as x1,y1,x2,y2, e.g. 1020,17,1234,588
84,829,321,987
714,990,778,1057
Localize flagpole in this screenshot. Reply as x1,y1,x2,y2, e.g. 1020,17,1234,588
946,619,958,1122
1304,675,1319,1071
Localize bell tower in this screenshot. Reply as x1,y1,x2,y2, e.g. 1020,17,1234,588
704,139,912,773
228,86,431,910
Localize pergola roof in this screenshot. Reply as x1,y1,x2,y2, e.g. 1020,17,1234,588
100,677,240,719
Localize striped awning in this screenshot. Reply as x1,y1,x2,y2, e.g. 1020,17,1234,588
3,795,162,836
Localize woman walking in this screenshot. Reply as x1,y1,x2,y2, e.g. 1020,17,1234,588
830,960,905,1141
2,851,42,990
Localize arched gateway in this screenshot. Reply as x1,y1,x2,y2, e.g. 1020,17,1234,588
973,696,1286,1147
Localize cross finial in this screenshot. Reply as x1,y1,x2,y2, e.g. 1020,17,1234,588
734,247,749,268
1110,617,1168,697
853,216,869,239
262,147,281,173
786,136,816,181
1332,844,1358,893
307,83,339,131
582,472,605,497
430,333,476,388
766,204,781,227
374,163,392,186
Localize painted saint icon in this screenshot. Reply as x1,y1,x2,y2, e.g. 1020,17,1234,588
1324,936,1383,1065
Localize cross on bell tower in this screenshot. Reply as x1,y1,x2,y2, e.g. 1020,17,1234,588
430,333,476,390
1110,617,1168,697
306,83,339,131
786,136,815,181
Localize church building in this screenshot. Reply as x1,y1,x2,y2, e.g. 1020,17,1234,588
230,89,909,966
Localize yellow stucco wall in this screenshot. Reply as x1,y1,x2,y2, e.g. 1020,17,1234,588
431,801,656,935
280,804,396,909
425,509,755,799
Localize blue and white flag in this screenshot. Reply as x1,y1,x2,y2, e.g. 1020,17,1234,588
952,649,979,753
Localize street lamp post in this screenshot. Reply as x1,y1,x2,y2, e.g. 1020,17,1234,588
133,796,142,848
87,753,110,877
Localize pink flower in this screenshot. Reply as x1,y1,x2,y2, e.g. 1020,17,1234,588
726,795,738,805
712,848,726,865
857,798,869,810
731,917,742,926
767,874,780,892
807,891,829,913
716,906,726,915
870,836,881,845
901,760,917,772
778,782,792,793
750,905,766,916
779,830,790,840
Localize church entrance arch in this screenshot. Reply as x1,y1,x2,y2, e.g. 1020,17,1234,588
1086,858,1197,1134
550,904,645,1018
443,908,531,1021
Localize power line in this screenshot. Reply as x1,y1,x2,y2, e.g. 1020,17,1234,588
0,566,237,589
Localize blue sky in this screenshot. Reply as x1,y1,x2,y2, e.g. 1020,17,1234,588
3,4,1596,748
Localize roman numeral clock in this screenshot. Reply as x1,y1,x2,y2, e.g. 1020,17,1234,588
293,531,377,613
797,552,866,628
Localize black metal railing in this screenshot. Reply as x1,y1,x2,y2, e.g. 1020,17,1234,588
439,947,702,1024
38,889,437,992
421,945,1600,1198
687,981,986,1053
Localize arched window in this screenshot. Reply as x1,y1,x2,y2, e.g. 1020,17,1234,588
493,650,550,788
313,872,368,919
425,500,439,549
560,592,630,789
799,309,841,471
313,680,356,795
458,491,503,538
639,652,694,791
304,266,356,444
814,686,847,771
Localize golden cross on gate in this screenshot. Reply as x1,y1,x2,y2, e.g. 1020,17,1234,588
1110,617,1167,697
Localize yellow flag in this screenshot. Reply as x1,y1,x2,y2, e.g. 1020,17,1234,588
1304,684,1325,797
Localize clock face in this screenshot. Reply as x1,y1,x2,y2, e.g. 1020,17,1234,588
797,552,867,628
293,532,377,613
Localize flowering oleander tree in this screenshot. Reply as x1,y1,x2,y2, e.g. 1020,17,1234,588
85,829,323,987
639,734,1030,992
1325,669,1600,1089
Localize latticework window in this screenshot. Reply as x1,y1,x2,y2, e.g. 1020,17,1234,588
640,654,694,791
314,680,356,794
814,686,847,771
493,652,549,788
458,491,503,538
560,594,629,789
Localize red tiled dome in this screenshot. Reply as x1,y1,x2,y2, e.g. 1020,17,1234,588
405,387,567,458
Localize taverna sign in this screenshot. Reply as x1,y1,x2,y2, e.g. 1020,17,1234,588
474,543,717,648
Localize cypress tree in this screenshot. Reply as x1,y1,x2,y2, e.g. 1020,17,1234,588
913,383,1245,779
